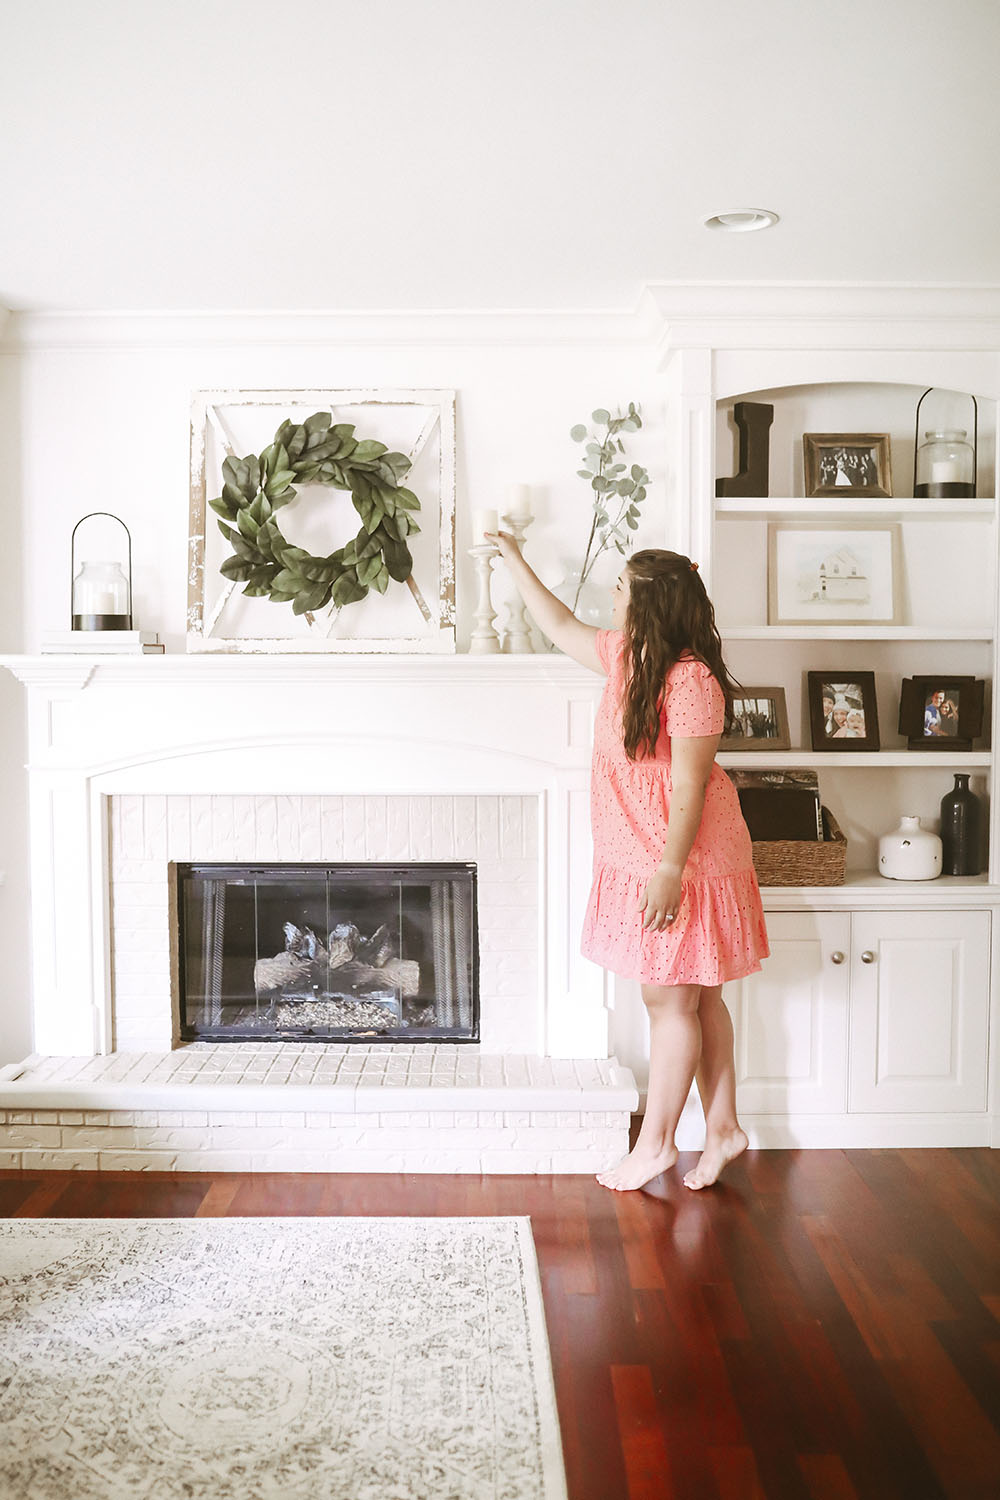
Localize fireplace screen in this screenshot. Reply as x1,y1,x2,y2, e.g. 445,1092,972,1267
176,863,477,1042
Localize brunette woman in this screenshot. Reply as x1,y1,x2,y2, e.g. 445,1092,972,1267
491,537,768,1191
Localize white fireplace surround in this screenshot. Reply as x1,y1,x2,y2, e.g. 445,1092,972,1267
6,654,613,1063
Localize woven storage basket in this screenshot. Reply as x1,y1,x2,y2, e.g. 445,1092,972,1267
751,806,847,887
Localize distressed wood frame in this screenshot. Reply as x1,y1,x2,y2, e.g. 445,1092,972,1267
188,389,456,653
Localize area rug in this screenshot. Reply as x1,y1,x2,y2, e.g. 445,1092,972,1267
0,1216,567,1500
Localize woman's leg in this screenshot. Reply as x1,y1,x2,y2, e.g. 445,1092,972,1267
683,984,748,1190
597,982,702,1192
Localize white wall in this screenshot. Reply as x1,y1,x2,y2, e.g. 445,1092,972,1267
0,310,668,1063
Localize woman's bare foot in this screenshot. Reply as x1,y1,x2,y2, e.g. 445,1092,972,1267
597,1143,678,1192
682,1128,748,1190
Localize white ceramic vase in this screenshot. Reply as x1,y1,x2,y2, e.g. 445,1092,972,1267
878,815,942,881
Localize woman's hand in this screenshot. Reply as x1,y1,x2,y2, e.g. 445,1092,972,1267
486,529,522,564
640,867,682,931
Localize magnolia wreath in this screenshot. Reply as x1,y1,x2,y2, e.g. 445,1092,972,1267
209,411,421,615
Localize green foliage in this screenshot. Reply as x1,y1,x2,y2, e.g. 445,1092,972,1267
569,402,649,610
208,411,421,618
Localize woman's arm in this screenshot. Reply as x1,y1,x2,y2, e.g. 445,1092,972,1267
640,733,719,931
489,531,605,673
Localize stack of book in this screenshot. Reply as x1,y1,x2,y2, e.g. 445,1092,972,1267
40,631,164,655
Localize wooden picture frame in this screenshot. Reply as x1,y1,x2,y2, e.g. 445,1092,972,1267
803,432,892,497
720,687,791,750
807,671,881,751
897,675,985,751
188,388,457,653
768,523,900,626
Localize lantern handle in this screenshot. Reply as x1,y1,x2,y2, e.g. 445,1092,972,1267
69,512,133,628
912,389,978,497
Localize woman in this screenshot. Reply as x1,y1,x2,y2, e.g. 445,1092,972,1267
490,536,769,1192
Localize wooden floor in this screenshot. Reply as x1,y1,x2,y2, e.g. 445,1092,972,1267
2,1147,999,1500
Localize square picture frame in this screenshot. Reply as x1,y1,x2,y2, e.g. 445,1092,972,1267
720,687,791,750
807,672,880,751
897,675,985,751
187,388,457,653
803,432,892,498
768,523,901,626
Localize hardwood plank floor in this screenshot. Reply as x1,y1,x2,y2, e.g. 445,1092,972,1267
2,1147,998,1499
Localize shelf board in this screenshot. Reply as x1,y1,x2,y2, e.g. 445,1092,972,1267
715,496,997,520
718,750,992,768
721,626,993,641
759,873,1000,909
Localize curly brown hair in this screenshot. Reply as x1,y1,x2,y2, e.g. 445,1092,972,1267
620,549,739,761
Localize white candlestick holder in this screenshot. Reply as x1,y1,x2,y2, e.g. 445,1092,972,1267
468,543,501,653
500,512,535,653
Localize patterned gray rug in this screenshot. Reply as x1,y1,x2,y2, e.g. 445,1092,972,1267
0,1216,567,1500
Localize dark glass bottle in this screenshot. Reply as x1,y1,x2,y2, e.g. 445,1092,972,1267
939,773,981,876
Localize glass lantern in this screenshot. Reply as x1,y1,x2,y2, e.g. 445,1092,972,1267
915,429,976,498
71,513,133,630
912,390,978,498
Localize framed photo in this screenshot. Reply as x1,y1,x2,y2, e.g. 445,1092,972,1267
807,672,880,751
721,687,791,750
897,676,985,751
803,432,892,498
188,388,456,653
768,524,900,626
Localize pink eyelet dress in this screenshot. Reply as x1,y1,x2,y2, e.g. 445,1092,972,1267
580,629,769,987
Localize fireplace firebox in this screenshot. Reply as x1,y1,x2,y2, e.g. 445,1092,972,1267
175,862,478,1043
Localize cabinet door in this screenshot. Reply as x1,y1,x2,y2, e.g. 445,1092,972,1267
727,911,850,1114
849,910,990,1113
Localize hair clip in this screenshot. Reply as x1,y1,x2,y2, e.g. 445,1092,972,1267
690,561,699,571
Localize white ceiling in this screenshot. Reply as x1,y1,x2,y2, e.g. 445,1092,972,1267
3,0,1000,313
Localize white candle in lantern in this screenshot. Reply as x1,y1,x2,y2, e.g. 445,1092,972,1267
505,484,532,519
472,507,498,540
931,459,962,483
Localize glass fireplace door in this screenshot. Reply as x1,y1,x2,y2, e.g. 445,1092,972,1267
177,863,477,1043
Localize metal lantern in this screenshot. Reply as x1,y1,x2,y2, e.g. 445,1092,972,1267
913,389,977,498
71,512,133,630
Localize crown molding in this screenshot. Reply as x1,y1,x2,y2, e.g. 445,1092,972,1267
4,284,1000,356
639,281,1000,355
0,305,655,352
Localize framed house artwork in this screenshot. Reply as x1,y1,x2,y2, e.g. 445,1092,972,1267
768,524,901,626
188,389,457,653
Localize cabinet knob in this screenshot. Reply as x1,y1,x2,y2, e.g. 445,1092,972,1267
861,950,876,964
830,951,846,964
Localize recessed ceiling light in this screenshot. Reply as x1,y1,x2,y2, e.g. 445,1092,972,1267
703,208,780,233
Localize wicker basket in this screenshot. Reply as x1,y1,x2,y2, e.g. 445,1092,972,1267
751,806,847,887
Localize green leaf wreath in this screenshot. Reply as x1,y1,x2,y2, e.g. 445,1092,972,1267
209,411,421,616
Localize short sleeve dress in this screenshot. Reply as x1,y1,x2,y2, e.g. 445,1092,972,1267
580,629,769,987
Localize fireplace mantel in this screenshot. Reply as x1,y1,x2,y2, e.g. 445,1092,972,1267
2,651,609,1062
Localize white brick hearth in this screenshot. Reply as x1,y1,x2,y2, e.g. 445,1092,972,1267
0,1045,636,1172
0,654,639,1172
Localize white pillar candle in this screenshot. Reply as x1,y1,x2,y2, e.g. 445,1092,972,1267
472,507,498,539
931,459,963,483
505,484,532,519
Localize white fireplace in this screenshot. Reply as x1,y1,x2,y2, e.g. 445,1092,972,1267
0,653,638,1171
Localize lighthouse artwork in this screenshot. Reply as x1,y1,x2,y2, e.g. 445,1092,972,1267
768,525,899,625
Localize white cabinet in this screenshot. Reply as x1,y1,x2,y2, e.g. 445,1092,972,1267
727,908,991,1124
848,909,990,1113
727,911,849,1114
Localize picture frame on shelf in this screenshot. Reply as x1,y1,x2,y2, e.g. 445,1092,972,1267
720,687,791,750
807,671,880,751
803,432,892,498
767,523,900,626
897,675,985,751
